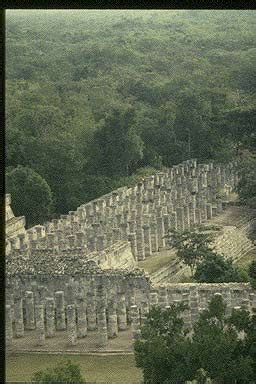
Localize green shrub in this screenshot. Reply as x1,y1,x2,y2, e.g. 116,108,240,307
31,359,85,383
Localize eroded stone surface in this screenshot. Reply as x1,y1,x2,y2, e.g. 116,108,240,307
5,160,256,352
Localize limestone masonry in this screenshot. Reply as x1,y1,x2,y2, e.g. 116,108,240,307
5,159,256,352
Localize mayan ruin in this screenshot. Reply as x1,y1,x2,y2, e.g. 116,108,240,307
5,8,256,384
6,159,256,353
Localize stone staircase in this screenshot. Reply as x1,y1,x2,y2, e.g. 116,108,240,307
150,215,256,284
214,220,255,262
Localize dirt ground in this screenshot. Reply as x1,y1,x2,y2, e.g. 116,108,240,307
8,328,134,354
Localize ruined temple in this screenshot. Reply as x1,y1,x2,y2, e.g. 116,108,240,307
6,194,26,240
5,159,256,352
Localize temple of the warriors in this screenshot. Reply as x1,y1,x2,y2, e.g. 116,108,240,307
5,159,256,352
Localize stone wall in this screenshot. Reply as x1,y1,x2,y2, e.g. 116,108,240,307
5,194,26,240
7,159,255,352
6,275,256,350
6,159,238,271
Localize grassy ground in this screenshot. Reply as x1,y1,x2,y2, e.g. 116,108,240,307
6,353,143,383
138,249,177,274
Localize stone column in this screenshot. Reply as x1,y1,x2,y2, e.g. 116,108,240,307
25,291,35,330
55,291,66,331
195,208,202,225
140,301,149,325
150,221,159,253
206,203,213,220
14,297,24,338
97,286,108,348
163,214,170,235
157,216,166,249
45,298,55,338
189,287,200,324
181,293,192,330
117,294,127,331
223,289,232,317
200,199,207,222
136,227,145,261
35,304,45,346
107,297,118,338
170,211,178,231
128,233,138,260
128,219,136,234
143,224,152,257
76,297,87,338
66,304,77,345
149,291,158,307
130,305,141,341
6,304,13,345
176,207,185,231
158,286,168,309
184,206,190,230
87,287,97,331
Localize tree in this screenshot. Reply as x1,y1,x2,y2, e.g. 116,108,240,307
6,166,53,227
248,260,256,280
87,105,144,177
219,107,256,153
248,260,256,289
236,155,256,208
167,229,215,276
31,359,86,383
192,296,255,383
134,303,195,384
194,252,246,283
134,295,256,384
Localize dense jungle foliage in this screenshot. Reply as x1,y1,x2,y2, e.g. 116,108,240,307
6,10,256,226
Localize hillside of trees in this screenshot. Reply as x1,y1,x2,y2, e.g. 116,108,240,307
6,10,256,226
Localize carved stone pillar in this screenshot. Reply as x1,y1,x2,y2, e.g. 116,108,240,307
6,304,13,345
45,298,55,338
130,305,141,341
66,304,77,346
24,291,35,330
55,291,66,331
76,297,87,338
117,294,127,331
35,304,45,346
143,224,152,257
14,297,24,338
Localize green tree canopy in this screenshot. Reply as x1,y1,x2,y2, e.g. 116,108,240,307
134,303,195,384
134,295,256,384
31,359,86,383
88,105,144,177
167,228,216,276
5,10,255,217
236,155,256,208
194,252,245,283
6,166,53,227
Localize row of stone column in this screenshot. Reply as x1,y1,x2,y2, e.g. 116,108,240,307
6,285,253,348
6,289,130,347
7,160,237,259
130,286,255,341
